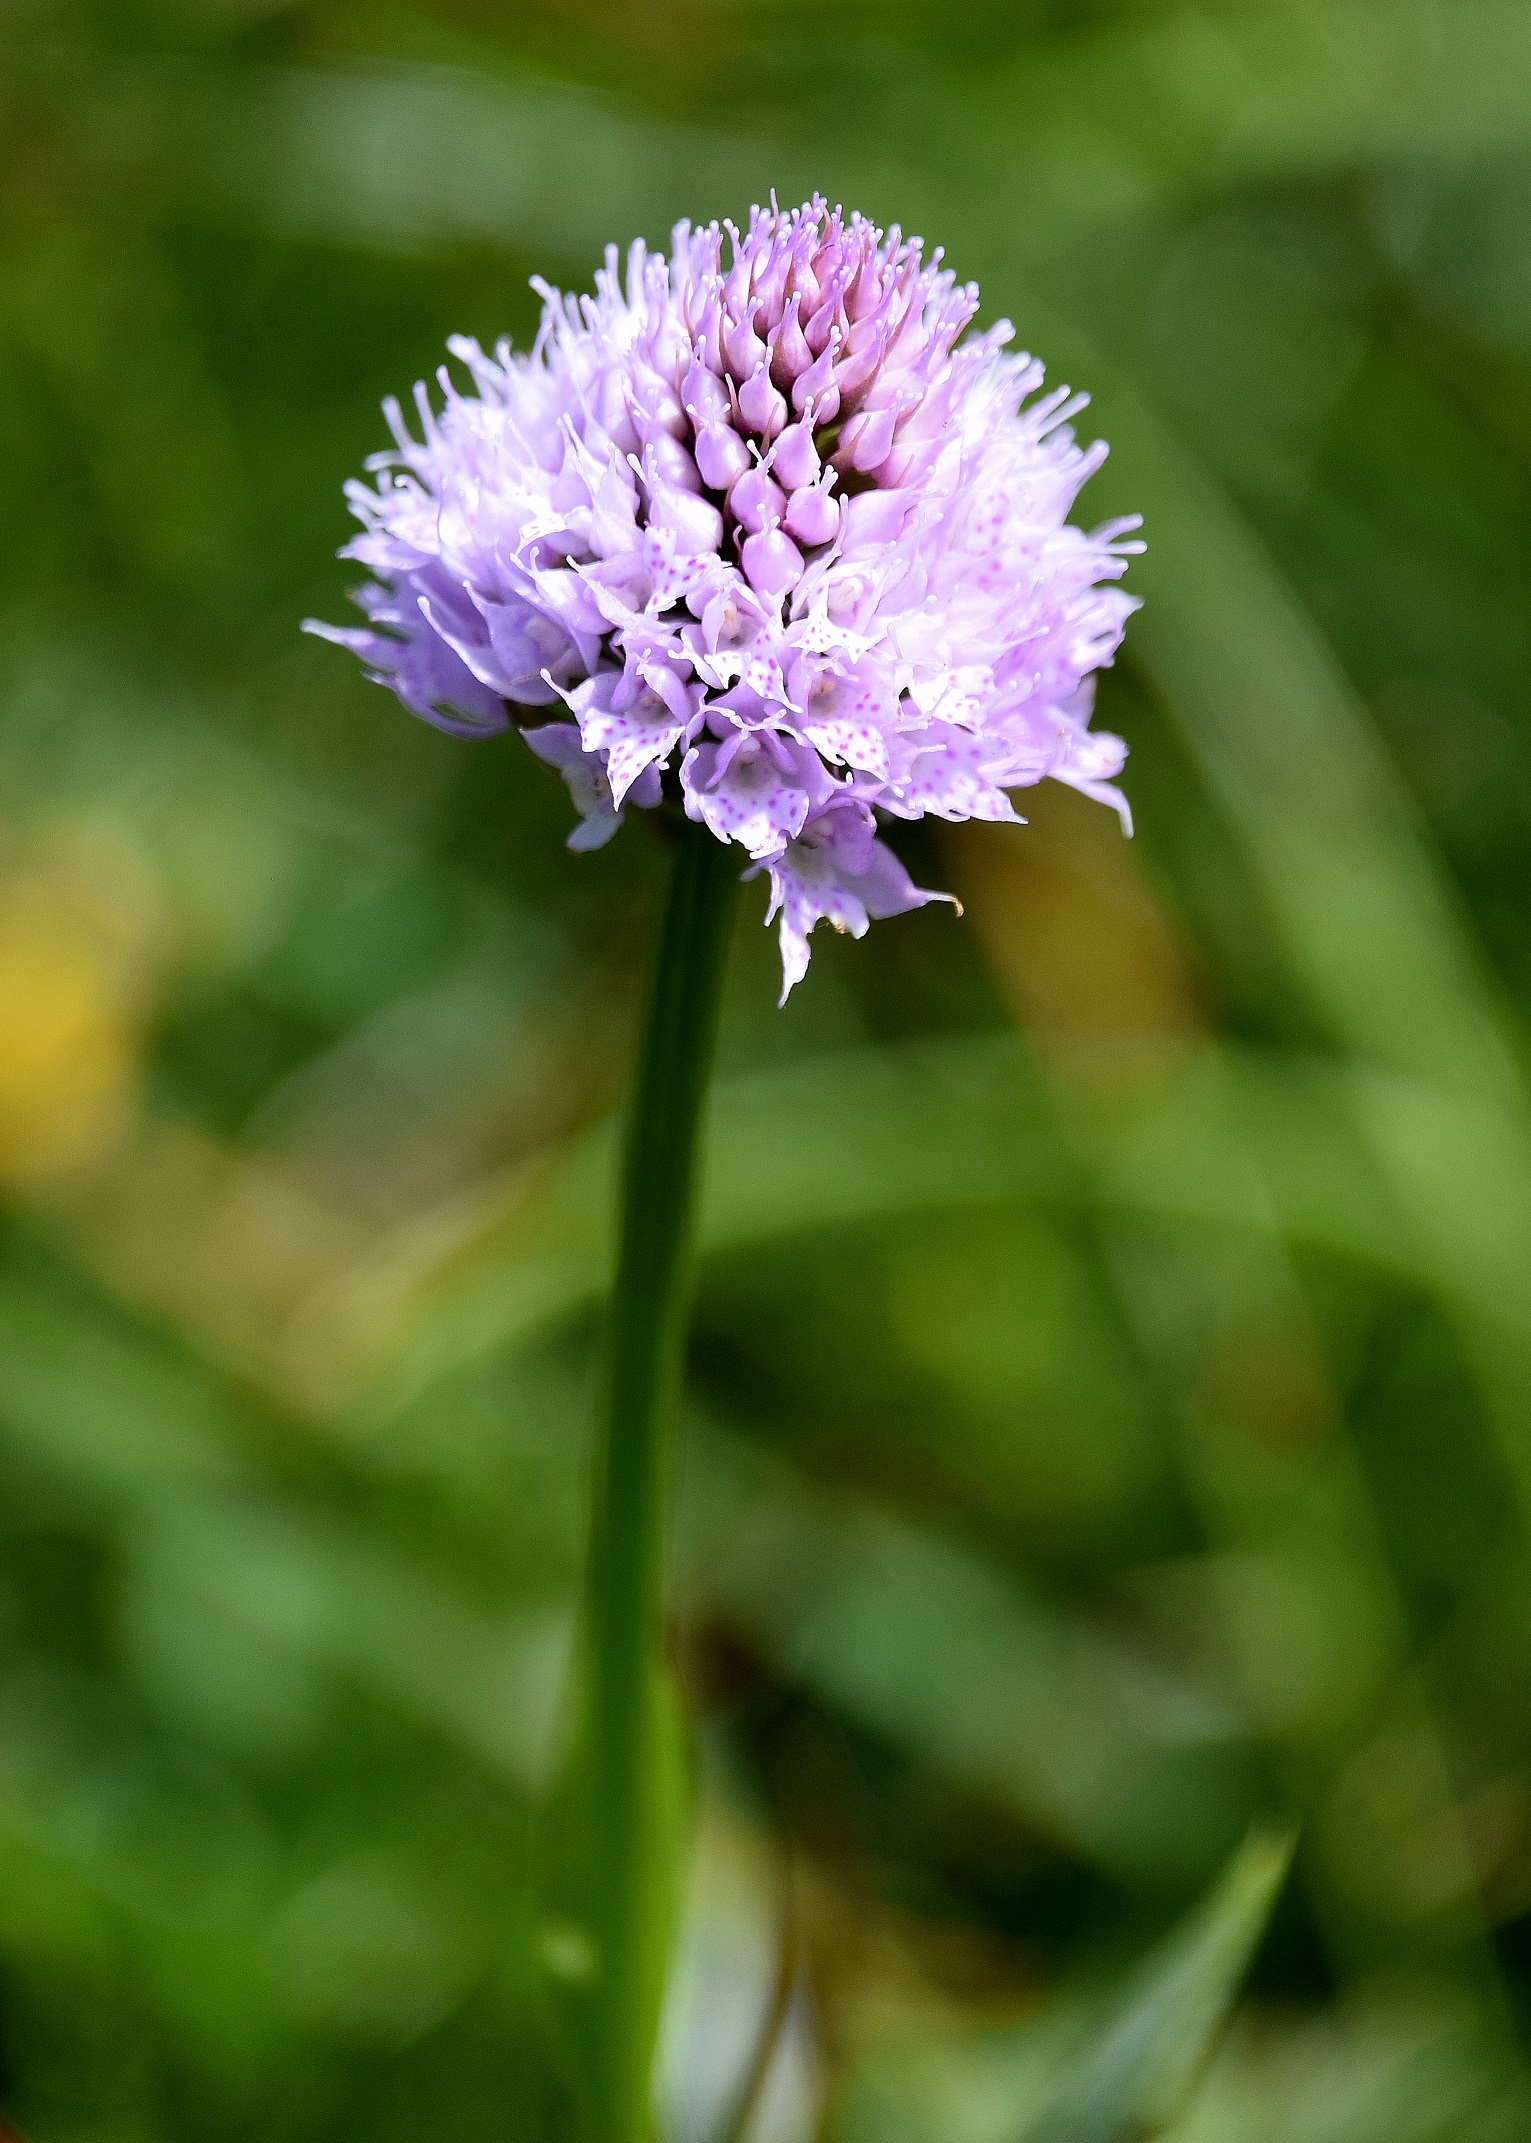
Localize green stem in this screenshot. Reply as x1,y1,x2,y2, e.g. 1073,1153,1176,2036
586,819,738,2143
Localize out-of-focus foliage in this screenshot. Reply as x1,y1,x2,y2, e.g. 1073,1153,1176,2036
3,0,1531,2136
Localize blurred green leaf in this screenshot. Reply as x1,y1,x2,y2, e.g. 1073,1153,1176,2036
1020,1828,1295,2143
679,1426,1241,1866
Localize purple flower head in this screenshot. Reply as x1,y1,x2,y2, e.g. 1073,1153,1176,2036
306,197,1141,1000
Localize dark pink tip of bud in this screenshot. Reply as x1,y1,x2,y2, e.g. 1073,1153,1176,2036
741,526,804,598
784,484,841,548
695,422,751,491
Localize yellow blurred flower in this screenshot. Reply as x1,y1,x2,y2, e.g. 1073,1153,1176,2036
0,840,159,1189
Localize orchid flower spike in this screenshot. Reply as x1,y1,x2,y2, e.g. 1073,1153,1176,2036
307,197,1142,1000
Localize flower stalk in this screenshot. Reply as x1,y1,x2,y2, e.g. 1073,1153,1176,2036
585,818,738,2143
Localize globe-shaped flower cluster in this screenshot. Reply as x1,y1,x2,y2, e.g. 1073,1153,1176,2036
307,197,1141,997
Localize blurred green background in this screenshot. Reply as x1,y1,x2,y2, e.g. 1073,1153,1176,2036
4,0,1531,2137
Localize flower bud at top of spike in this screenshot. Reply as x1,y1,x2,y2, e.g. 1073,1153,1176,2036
741,525,803,598
771,420,820,491
783,483,841,548
648,477,723,554
648,433,703,493
771,295,814,387
730,465,788,534
682,356,730,425
840,406,898,473
738,363,788,439
791,337,840,415
724,315,766,379
695,423,751,491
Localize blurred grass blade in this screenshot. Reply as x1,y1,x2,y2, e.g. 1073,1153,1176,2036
1020,1829,1295,2143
